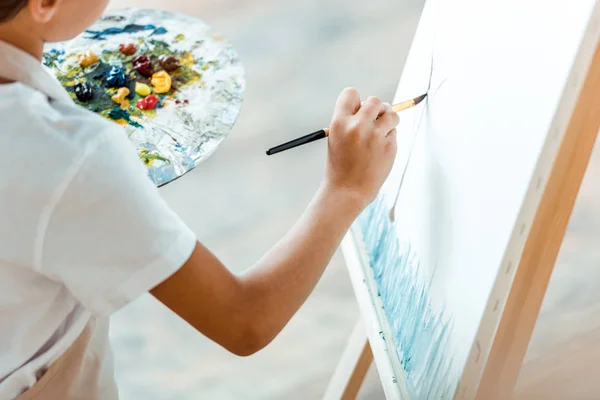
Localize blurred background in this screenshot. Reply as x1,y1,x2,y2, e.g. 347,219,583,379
106,0,600,399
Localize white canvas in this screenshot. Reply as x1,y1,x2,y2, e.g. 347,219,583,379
353,0,600,398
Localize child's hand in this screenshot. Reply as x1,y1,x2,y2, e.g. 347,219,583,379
324,87,399,210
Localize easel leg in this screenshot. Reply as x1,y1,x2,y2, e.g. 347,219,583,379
323,319,373,400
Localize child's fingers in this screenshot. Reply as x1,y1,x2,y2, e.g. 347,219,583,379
376,111,400,135
334,87,361,117
358,96,386,120
375,102,393,119
386,127,397,140
385,128,398,154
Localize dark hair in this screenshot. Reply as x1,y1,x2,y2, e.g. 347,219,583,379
0,0,28,24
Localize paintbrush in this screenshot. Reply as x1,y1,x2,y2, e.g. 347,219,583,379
266,94,427,156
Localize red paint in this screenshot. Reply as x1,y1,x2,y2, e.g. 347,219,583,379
184,99,189,104
119,43,137,56
136,94,159,110
175,100,181,104
132,55,153,77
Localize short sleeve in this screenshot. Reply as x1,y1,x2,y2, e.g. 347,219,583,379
38,129,197,316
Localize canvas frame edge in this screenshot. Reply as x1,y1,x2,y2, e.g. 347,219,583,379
340,225,412,399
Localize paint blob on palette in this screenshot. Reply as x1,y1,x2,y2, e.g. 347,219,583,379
43,8,245,186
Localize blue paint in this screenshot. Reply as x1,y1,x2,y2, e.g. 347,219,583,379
85,24,167,40
358,197,456,399
108,108,142,128
41,48,65,68
105,66,126,88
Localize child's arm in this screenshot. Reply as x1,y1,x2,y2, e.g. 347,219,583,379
150,88,399,356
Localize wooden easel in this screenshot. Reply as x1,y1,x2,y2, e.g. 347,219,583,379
324,8,600,400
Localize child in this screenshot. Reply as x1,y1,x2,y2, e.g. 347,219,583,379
0,0,399,398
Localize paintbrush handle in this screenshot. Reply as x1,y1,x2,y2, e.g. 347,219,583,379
392,98,417,113
266,95,424,156
266,129,327,155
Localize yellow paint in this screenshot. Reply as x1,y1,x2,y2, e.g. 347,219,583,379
171,52,201,84
135,82,152,97
180,52,195,68
111,87,130,109
139,149,154,166
151,71,172,94
67,70,80,79
175,34,185,42
115,119,128,126
78,51,99,68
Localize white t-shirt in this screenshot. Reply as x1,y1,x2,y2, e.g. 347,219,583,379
0,41,197,399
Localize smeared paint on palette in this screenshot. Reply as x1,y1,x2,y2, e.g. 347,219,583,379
43,8,245,186
359,197,455,398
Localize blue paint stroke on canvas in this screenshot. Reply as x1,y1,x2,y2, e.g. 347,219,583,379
358,197,456,399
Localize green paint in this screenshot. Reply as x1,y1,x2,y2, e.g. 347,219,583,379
147,39,171,55
108,108,143,128
42,49,64,69
139,149,170,166
101,49,124,64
